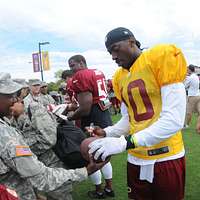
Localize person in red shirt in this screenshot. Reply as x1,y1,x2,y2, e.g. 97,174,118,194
67,55,114,199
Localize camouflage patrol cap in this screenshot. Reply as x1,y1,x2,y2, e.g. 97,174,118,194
13,78,28,88
0,73,22,94
28,79,41,86
41,81,48,87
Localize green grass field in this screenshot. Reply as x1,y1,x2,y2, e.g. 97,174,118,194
72,114,200,200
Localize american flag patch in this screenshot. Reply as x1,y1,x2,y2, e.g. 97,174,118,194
15,146,33,157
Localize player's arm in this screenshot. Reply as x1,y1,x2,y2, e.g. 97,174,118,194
104,103,129,137
89,82,186,161
67,91,93,121
90,103,129,138
103,114,129,137
90,113,129,137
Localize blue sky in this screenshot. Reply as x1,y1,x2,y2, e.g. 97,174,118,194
0,0,200,82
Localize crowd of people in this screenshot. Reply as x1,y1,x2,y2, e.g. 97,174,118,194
0,52,118,199
0,27,198,200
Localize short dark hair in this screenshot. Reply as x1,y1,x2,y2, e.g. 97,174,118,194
68,55,87,66
61,70,73,80
188,64,196,72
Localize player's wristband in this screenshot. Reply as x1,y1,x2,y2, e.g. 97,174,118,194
125,135,137,150
125,135,135,150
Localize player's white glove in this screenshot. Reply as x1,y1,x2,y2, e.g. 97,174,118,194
88,136,127,161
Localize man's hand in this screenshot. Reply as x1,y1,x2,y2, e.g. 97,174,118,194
88,136,127,161
85,126,106,137
66,102,79,112
65,96,79,112
86,154,108,175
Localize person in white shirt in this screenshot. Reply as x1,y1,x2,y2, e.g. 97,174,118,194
184,64,200,132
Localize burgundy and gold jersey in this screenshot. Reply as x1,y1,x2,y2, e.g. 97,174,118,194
71,68,109,104
121,44,187,159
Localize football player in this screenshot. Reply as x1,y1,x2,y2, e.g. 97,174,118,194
67,55,115,199
89,27,187,200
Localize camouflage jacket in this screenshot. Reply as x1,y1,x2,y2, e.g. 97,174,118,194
11,103,57,156
23,93,45,111
0,117,88,194
40,94,55,107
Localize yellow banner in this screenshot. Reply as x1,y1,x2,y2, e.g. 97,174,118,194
42,51,50,71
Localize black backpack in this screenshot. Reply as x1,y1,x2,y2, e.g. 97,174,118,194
53,121,87,169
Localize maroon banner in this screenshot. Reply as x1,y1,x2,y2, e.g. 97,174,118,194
32,53,40,72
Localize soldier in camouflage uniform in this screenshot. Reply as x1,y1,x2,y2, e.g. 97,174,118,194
10,102,58,161
40,82,56,107
0,73,106,200
10,98,72,199
23,79,44,111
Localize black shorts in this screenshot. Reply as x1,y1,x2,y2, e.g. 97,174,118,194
81,104,112,130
